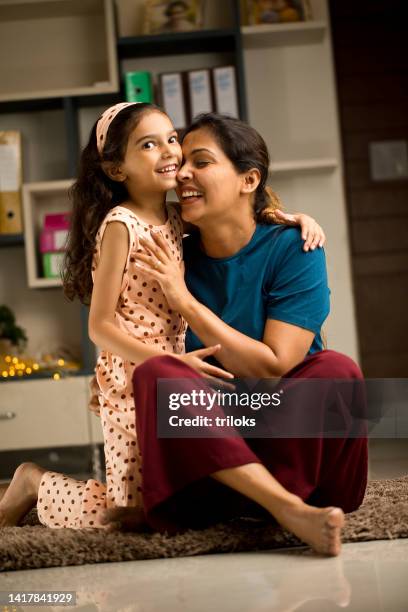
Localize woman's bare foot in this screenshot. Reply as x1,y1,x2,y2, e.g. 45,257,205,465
98,507,149,532
0,462,44,527
274,498,345,556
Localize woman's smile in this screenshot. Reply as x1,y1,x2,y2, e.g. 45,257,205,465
179,186,205,204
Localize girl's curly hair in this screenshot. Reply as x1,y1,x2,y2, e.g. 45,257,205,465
62,103,166,305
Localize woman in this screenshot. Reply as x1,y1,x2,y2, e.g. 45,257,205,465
103,113,368,556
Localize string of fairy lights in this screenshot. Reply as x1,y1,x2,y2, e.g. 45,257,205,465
1,355,70,381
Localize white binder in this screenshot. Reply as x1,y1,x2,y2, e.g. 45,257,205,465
212,66,239,118
159,72,187,129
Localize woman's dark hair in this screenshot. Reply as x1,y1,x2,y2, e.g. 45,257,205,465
182,113,283,223
62,103,165,305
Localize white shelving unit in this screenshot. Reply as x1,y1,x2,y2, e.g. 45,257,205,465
241,20,326,48
0,0,118,102
22,179,74,288
270,158,338,176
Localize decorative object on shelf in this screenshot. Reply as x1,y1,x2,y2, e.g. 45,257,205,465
41,252,65,279
1,354,39,378
0,304,27,356
0,131,23,234
39,212,70,253
39,212,70,279
0,346,81,381
143,0,203,35
244,0,312,25
125,71,154,103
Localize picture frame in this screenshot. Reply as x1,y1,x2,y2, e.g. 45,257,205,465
243,0,313,26
143,0,203,35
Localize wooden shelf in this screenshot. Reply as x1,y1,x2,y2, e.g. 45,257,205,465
118,28,237,58
0,0,119,103
241,21,326,48
0,233,24,248
22,179,74,289
269,158,338,176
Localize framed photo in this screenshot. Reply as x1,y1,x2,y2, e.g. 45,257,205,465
244,0,313,26
143,0,203,35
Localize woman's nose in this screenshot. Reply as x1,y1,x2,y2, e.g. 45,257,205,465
177,162,191,181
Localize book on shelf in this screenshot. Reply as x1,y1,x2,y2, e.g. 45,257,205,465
0,131,23,235
124,71,154,103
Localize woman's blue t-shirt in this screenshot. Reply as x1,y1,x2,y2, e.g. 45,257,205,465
184,224,330,355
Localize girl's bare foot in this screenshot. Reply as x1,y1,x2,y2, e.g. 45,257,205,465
274,498,345,556
98,507,149,532
0,462,44,527
0,483,9,504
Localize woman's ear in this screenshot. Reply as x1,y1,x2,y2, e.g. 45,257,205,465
101,161,127,182
241,168,261,195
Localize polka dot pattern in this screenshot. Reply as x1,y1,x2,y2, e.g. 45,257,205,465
37,473,108,529
36,205,186,530
92,205,187,409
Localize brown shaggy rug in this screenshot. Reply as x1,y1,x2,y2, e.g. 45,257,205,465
1,477,407,572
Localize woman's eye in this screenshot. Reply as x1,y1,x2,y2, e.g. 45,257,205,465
195,161,209,168
143,141,155,150
169,135,178,144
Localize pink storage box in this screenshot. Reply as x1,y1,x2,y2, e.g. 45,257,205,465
39,212,71,253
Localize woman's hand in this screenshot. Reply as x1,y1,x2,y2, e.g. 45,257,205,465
272,209,326,252
176,344,234,380
136,231,192,313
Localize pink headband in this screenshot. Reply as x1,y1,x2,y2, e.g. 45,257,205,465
96,102,141,155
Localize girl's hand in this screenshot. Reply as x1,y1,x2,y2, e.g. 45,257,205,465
272,209,326,252
176,345,234,381
88,375,101,416
136,231,192,312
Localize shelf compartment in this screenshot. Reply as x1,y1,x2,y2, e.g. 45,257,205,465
0,0,119,103
241,21,326,48
269,158,338,177
118,28,237,58
22,179,74,288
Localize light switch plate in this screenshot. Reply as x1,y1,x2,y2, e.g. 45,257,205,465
369,140,408,181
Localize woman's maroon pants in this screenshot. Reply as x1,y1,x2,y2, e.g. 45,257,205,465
132,350,368,533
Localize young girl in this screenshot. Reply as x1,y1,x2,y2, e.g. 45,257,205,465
0,102,324,529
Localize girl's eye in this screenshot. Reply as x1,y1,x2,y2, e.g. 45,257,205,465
143,141,155,150
169,135,178,144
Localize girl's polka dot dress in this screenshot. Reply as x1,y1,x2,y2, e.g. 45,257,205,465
37,205,186,528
